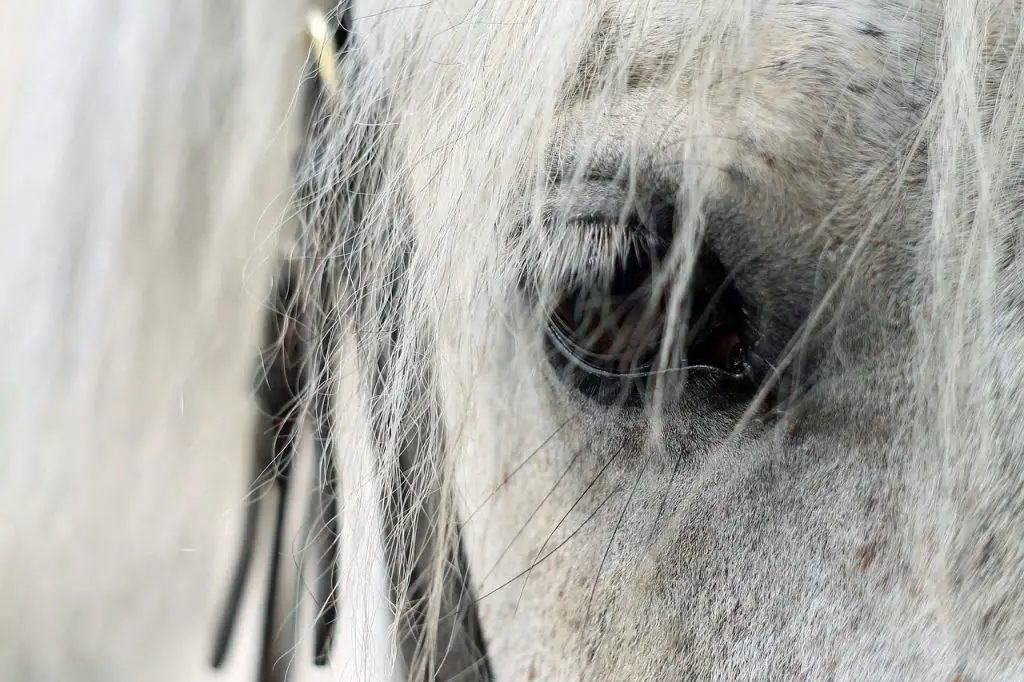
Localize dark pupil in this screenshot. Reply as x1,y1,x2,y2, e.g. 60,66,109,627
555,288,663,373
552,244,751,377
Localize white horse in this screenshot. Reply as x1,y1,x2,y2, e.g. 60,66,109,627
2,0,1023,680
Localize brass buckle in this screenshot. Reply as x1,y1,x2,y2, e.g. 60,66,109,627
305,8,339,96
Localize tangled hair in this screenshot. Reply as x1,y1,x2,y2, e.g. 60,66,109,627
2,0,1024,680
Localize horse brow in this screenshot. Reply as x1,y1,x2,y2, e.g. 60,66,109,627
560,13,683,109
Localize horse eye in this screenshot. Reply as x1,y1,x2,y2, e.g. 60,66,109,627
706,330,746,374
544,236,763,399
549,284,665,377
